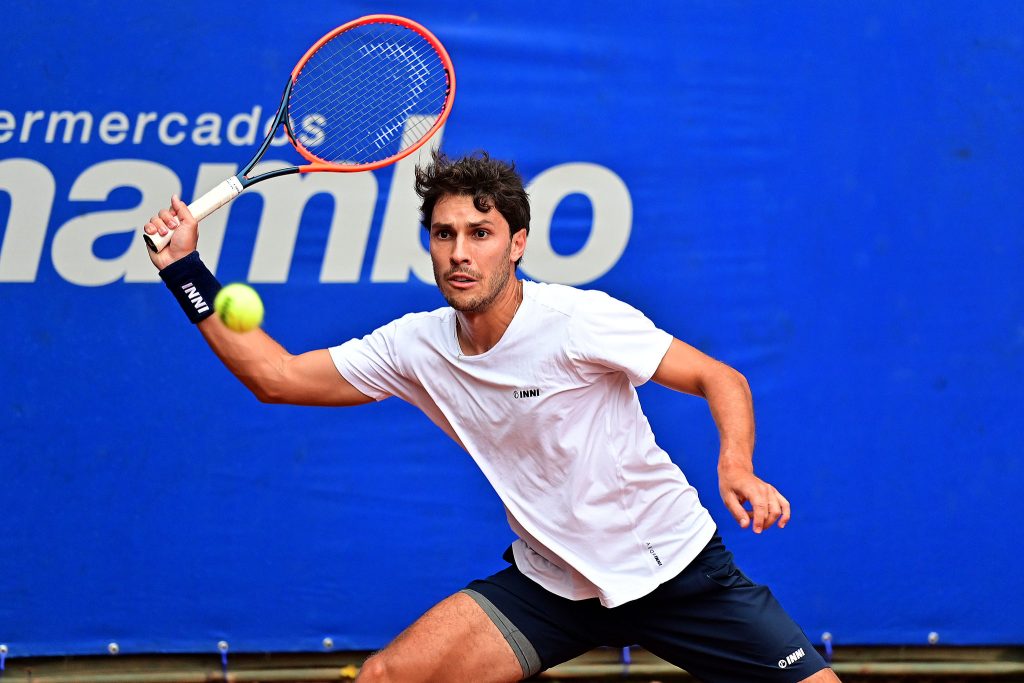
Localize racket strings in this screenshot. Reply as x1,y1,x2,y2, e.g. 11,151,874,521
292,29,408,113
304,46,435,147
295,52,442,162
309,36,445,161
289,21,450,166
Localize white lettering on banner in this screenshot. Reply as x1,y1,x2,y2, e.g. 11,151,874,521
20,111,45,142
246,160,377,283
51,160,181,286
45,111,94,144
522,163,632,286
263,116,292,147
98,112,131,144
157,113,188,146
192,113,223,146
298,114,327,149
371,115,445,283
133,113,158,144
0,159,55,282
0,131,634,287
0,107,339,150
0,111,15,143
318,173,377,283
227,106,262,147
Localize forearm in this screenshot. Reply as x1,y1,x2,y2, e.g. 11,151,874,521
198,306,371,407
700,365,756,473
145,205,369,407
651,339,786,531
704,367,790,532
198,314,292,402
652,339,756,466
155,249,291,402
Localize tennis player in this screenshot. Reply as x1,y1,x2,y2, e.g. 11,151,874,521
144,152,840,683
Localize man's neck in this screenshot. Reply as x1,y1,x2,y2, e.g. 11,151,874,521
455,278,524,356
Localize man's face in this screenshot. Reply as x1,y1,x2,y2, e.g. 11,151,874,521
429,194,526,313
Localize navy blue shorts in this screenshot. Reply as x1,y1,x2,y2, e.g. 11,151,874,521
463,534,828,682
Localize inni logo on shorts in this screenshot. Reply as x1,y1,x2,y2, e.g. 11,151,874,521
512,388,541,399
778,648,805,668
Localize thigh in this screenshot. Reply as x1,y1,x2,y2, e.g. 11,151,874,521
622,535,829,683
357,592,523,683
465,561,611,674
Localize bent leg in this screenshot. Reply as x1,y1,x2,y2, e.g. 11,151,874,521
356,592,524,683
623,535,834,683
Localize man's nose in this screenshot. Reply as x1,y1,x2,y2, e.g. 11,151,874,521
450,234,470,263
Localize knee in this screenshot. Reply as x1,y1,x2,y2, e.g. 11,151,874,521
355,653,392,683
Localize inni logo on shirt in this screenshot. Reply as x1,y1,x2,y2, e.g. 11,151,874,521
646,542,663,566
512,388,541,400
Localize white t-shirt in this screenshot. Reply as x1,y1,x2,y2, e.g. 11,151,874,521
329,281,716,607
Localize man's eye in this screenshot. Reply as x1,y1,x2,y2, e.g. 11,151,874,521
436,230,450,239
475,230,488,238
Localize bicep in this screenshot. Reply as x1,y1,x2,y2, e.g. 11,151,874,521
650,338,726,397
275,348,375,407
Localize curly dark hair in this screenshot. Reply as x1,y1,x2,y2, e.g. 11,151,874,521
415,151,530,266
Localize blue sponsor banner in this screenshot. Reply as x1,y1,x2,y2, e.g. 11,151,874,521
1,0,1022,656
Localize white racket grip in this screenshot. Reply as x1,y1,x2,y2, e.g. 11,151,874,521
143,176,244,253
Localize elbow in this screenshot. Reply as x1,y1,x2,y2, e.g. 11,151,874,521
729,365,751,397
706,362,749,398
254,380,287,404
251,354,295,404
255,387,280,404
245,370,287,404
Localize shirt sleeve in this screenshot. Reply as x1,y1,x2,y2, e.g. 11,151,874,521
566,289,674,386
328,319,411,401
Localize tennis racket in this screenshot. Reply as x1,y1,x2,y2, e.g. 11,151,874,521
143,14,455,253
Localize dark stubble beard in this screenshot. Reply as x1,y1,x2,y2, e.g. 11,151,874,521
434,242,514,313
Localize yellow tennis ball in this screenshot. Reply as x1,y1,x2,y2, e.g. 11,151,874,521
214,283,264,332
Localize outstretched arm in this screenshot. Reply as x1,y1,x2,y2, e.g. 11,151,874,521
197,316,373,406
145,196,373,408
651,338,790,533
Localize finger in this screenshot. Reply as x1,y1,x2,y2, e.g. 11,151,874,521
143,221,156,236
777,491,792,529
171,194,196,225
149,214,169,236
158,208,179,230
722,491,751,529
765,494,783,530
752,491,769,533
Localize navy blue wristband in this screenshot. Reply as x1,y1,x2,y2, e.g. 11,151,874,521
159,251,222,324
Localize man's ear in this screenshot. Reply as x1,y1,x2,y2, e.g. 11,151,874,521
511,229,527,263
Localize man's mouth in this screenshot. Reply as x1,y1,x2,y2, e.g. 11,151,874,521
447,273,477,289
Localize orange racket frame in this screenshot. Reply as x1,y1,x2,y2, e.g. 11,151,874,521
144,14,455,253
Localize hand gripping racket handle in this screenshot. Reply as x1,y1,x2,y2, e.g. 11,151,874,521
143,176,244,253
